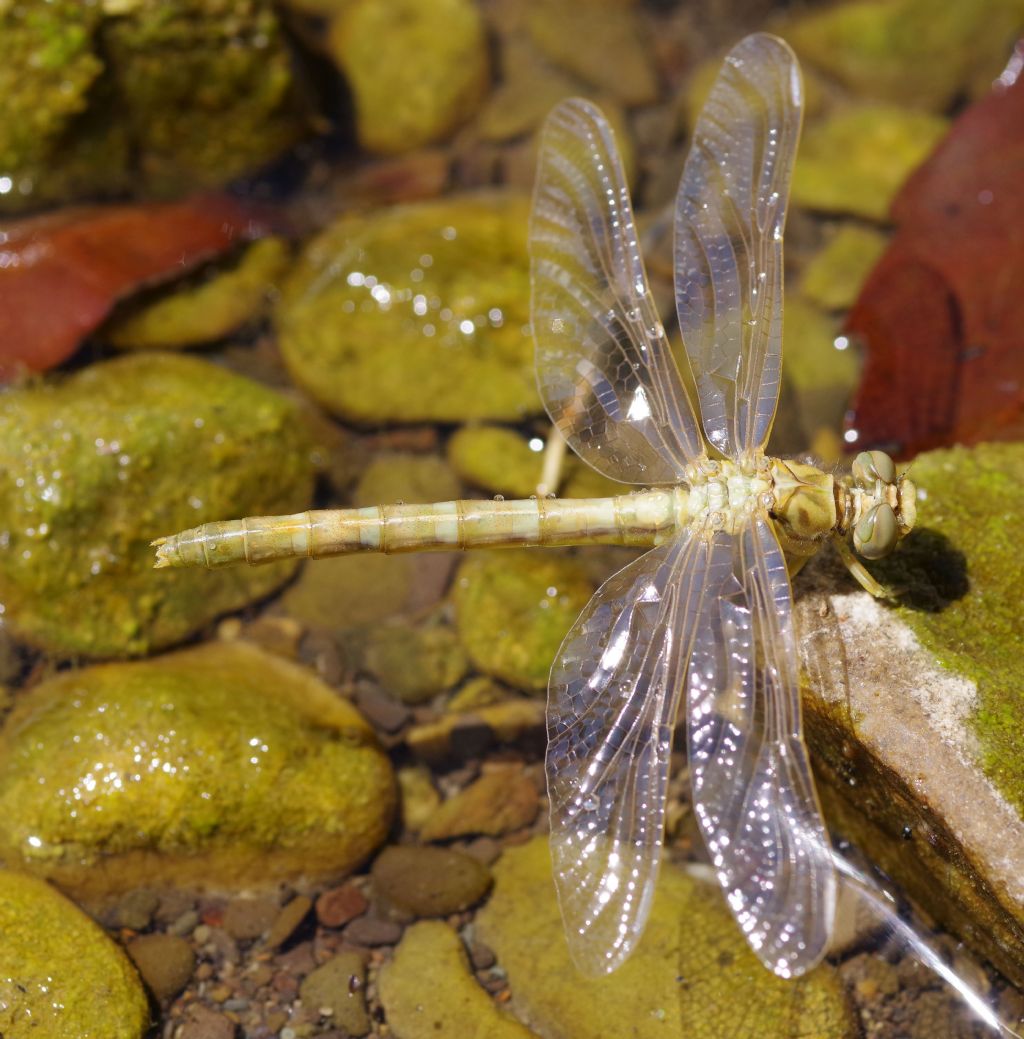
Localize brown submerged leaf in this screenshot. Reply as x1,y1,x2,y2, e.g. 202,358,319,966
846,47,1024,454
0,194,271,380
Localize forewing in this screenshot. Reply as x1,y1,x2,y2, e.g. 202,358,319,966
546,531,711,974
674,33,803,459
687,514,835,977
532,98,704,484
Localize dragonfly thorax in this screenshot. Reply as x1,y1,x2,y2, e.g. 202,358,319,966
682,458,775,535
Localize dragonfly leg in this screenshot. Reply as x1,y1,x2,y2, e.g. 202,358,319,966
536,425,568,498
832,535,897,600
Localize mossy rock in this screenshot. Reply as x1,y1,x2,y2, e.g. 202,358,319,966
0,870,149,1038
378,921,539,1038
792,105,948,221
0,640,395,901
0,352,314,658
475,837,857,1039
105,237,291,350
447,425,545,499
365,621,469,705
788,0,1024,112
0,0,307,213
452,550,594,692
329,0,489,155
799,224,889,312
276,195,540,424
100,0,308,196
355,453,462,507
800,442,1024,984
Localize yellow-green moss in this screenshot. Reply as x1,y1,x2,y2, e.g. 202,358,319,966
276,195,540,424
0,871,149,1038
0,641,395,899
475,837,856,1039
876,442,1024,814
792,106,948,221
329,0,489,154
105,237,290,350
0,352,313,658
453,550,594,692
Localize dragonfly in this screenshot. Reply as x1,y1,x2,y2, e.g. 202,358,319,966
153,33,916,980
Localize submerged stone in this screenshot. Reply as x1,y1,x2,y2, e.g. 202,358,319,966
0,352,313,658
447,425,544,499
378,921,539,1039
800,224,889,312
525,0,658,105
105,237,291,351
330,0,489,155
792,106,948,221
364,621,469,705
475,837,856,1039
0,641,395,900
788,0,1024,112
276,195,539,424
371,845,491,917
452,550,594,692
0,870,149,1038
0,0,306,213
355,453,462,508
419,766,539,841
800,442,1024,985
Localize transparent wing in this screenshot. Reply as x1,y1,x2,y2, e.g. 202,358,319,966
531,98,704,484
674,33,803,459
687,513,836,977
547,530,716,975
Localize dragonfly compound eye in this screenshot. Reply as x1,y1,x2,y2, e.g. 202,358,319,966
851,450,896,489
853,503,898,560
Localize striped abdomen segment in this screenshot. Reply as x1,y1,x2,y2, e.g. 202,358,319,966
152,490,687,570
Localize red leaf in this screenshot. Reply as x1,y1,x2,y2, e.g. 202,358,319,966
0,195,271,380
846,49,1024,455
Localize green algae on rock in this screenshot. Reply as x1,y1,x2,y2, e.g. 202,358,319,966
447,425,545,499
792,106,947,221
0,870,149,1038
524,0,658,106
0,352,313,658
0,0,307,213
475,837,857,1039
798,442,1024,985
453,550,594,692
276,195,539,425
105,237,291,351
800,224,889,312
329,0,489,155
0,641,395,901
788,0,1024,112
379,921,539,1039
365,621,469,705
354,453,462,510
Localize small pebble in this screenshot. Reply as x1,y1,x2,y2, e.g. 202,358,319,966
265,895,312,949
299,951,371,1037
107,888,160,931
371,845,492,917
353,685,412,734
125,933,195,1003
316,884,369,929
179,1004,235,1039
344,915,404,947
168,908,201,937
469,940,496,970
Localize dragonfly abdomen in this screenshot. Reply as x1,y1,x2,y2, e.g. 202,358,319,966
152,489,690,569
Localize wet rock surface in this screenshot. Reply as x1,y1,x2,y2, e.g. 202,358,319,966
276,195,539,424
0,870,149,1038
475,837,857,1039
378,920,538,1038
453,550,594,692
0,641,395,898
330,0,489,155
800,442,1024,985
0,352,313,658
371,845,492,916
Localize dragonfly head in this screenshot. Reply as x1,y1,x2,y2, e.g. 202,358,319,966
849,450,916,560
